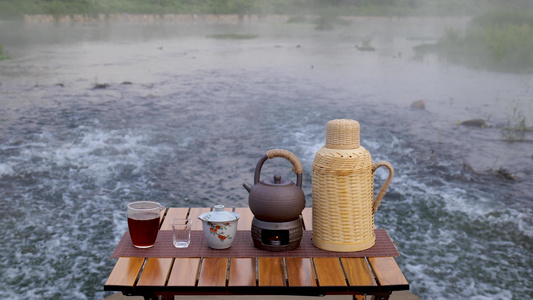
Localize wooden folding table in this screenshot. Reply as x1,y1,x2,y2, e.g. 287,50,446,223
105,207,409,300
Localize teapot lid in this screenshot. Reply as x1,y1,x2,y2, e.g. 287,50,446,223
325,119,361,149
198,205,240,222
261,174,292,186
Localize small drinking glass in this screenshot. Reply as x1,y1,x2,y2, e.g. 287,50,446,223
172,218,191,248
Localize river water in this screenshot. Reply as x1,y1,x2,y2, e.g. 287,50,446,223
0,16,532,299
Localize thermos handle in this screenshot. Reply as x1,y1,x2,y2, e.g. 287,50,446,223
254,149,303,187
372,161,394,214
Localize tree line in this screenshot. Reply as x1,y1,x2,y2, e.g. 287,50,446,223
0,0,531,17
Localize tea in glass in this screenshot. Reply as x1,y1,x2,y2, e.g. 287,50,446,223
127,201,163,248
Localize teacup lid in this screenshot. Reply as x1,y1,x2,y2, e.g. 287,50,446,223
198,205,240,222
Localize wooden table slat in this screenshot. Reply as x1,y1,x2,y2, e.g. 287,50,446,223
136,258,173,287
301,208,312,230
160,208,167,226
160,208,190,230
340,257,378,288
235,207,254,230
258,257,285,287
197,257,228,287
368,257,409,287
285,257,317,287
228,257,256,287
104,257,145,287
167,258,200,287
188,207,212,231
313,257,347,287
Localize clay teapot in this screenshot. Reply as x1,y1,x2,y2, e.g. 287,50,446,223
243,149,305,222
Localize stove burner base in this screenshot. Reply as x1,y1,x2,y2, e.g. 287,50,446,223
251,217,303,251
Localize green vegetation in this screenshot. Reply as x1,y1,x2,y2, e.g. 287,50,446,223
0,44,9,60
283,10,352,30
415,10,533,73
356,38,376,51
501,99,533,142
312,7,351,30
0,0,531,18
206,33,257,40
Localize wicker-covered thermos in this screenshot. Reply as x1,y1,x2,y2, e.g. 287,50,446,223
312,119,394,252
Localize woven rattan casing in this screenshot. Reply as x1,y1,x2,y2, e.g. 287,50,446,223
312,119,393,252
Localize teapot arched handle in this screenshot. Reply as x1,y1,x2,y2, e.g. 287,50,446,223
372,161,394,214
253,149,303,187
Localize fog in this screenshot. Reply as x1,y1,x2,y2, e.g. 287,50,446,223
1,8,532,300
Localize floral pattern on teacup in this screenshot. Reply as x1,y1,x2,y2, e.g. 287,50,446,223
207,222,233,242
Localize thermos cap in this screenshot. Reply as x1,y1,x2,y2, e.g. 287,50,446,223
325,119,360,149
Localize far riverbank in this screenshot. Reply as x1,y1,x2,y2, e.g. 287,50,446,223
19,13,468,25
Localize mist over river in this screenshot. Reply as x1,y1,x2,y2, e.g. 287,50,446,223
0,16,532,299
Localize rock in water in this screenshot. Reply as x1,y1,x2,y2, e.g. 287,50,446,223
496,168,518,181
93,83,109,89
460,119,487,127
410,99,426,109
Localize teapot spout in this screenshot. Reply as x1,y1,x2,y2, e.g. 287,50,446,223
243,182,252,193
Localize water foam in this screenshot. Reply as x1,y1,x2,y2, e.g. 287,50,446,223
0,125,175,299
373,131,533,299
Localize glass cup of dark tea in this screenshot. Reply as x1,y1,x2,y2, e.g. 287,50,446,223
127,201,164,248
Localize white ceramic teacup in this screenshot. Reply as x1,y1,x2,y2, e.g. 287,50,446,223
198,205,239,249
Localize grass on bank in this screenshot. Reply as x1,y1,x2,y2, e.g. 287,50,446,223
415,10,533,73
0,45,10,60
206,33,257,40
500,98,533,142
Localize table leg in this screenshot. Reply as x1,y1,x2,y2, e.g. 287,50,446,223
140,294,156,300
141,293,174,300
370,292,392,300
